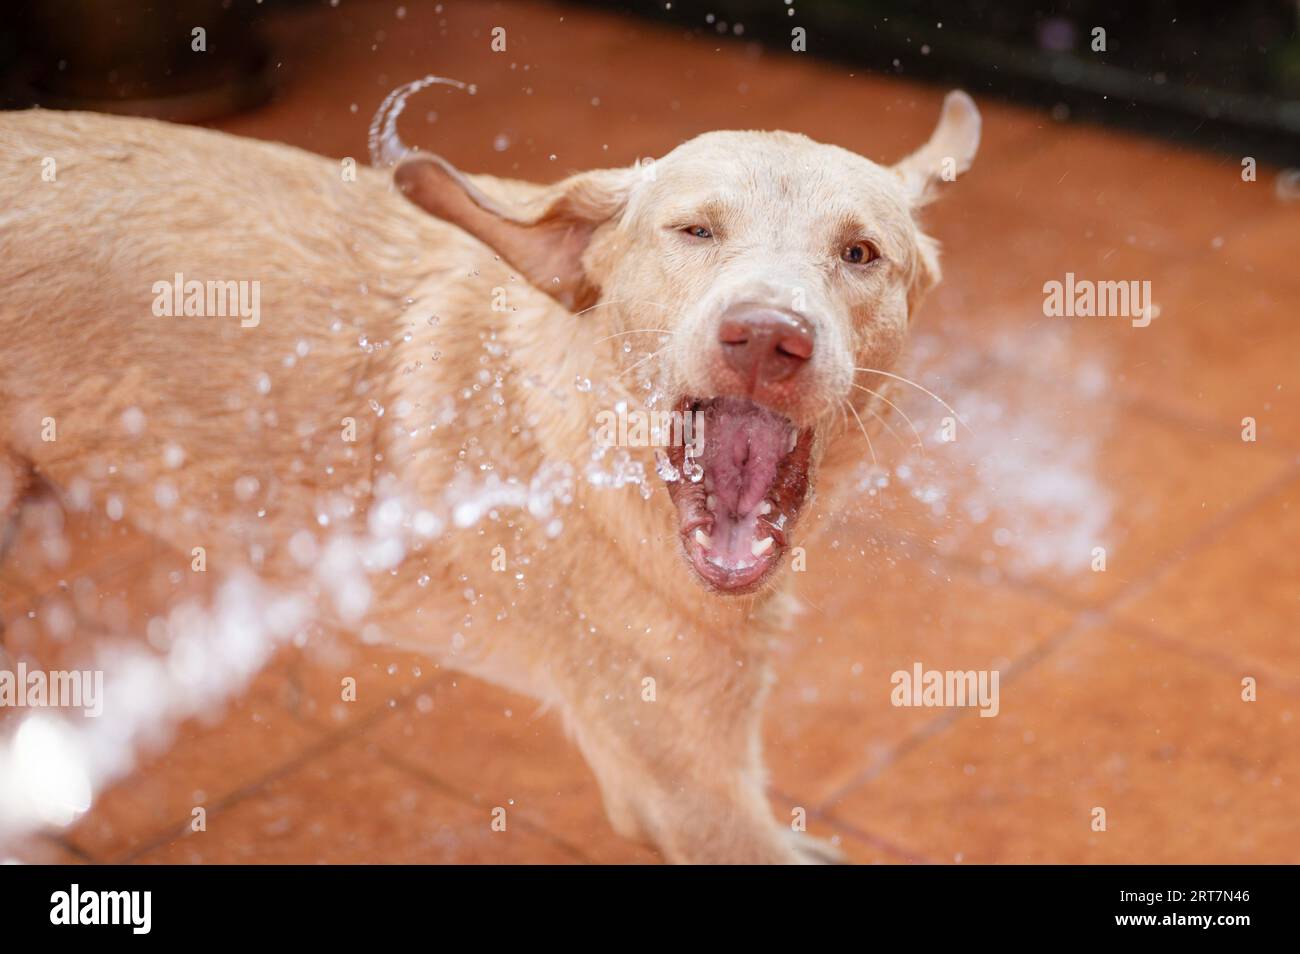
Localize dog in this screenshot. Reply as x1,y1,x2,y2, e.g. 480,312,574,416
0,87,979,863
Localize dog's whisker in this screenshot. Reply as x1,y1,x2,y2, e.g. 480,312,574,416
842,398,879,469
863,403,909,454
617,344,671,380
853,367,971,434
593,328,675,344
851,383,927,454
836,396,852,442
573,298,672,319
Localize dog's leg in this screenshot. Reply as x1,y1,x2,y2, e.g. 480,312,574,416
552,646,814,864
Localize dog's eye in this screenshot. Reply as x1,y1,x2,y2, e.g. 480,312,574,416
680,225,713,240
841,240,879,265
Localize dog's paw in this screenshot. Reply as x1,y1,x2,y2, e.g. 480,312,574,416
786,830,850,865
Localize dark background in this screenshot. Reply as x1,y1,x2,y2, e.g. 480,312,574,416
3,0,1299,162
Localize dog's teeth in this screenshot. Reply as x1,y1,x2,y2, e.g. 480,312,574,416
786,430,798,454
751,536,775,557
706,494,717,512
758,500,772,516
694,528,712,548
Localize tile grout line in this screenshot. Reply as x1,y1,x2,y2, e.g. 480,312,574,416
813,603,1102,811
45,832,97,865
814,462,1300,814
887,458,1300,678
816,813,937,865
770,786,935,865
948,321,1300,461
109,673,447,864
1108,615,1300,698
1093,461,1300,616
370,745,594,865
1120,394,1300,458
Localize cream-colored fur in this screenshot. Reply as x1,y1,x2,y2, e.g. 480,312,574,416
0,93,978,863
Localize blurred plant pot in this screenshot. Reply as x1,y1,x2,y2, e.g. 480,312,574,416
19,0,272,121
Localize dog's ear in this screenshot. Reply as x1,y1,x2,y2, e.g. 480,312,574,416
394,154,636,312
893,90,981,205
907,231,943,316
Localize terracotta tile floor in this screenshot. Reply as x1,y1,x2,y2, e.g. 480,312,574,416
2,0,1298,864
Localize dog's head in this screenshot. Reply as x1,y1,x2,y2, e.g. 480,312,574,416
395,91,979,595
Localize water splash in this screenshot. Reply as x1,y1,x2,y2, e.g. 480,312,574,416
0,483,448,849
865,328,1115,577
654,449,680,483
368,74,472,169
0,574,308,843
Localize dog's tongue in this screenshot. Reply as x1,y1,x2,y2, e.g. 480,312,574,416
688,398,793,570
702,398,787,516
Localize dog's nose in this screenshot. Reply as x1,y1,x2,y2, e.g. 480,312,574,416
717,304,814,386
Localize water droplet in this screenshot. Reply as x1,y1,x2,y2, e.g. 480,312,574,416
121,406,146,436
654,449,680,482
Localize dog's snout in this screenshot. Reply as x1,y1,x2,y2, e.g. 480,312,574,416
717,305,814,387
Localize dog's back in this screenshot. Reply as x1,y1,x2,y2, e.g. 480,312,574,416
0,110,456,557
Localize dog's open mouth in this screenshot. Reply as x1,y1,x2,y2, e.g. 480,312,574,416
663,396,812,593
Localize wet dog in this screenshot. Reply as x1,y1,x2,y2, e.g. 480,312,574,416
0,88,978,862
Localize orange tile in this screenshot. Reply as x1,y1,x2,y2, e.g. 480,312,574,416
974,123,1285,260
914,151,1300,451
766,543,1073,807
0,588,92,676
920,188,1181,341
66,682,322,861
1108,262,1300,447
1,835,88,864
366,675,661,863
1219,202,1300,294
131,740,578,864
0,500,168,672
826,626,1300,863
1115,476,1300,681
767,791,926,864
2,498,157,598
